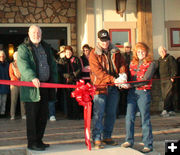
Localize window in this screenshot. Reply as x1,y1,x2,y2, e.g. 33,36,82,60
109,29,131,48
170,28,180,47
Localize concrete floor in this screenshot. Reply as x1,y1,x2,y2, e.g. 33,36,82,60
0,113,180,155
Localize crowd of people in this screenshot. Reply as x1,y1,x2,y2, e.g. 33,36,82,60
0,25,179,153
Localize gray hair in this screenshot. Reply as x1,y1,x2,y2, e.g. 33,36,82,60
158,46,167,53
28,24,42,33
0,50,6,59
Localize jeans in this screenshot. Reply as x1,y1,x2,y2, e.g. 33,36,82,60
125,89,153,149
92,86,119,141
48,100,56,117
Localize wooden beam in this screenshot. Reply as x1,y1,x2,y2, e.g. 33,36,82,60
87,0,95,48
137,0,153,54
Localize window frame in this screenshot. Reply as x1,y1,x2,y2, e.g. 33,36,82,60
170,28,180,47
109,28,131,48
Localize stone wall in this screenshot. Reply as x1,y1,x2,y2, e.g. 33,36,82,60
0,0,77,51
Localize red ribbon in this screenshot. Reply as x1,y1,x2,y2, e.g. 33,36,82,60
71,80,96,150
0,80,77,88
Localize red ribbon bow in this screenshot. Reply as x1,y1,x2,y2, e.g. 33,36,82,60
71,80,96,150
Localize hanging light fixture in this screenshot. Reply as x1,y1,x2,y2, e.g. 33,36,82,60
8,44,14,59
116,0,127,17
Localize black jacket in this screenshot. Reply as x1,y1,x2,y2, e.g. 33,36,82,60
158,54,177,79
58,56,82,84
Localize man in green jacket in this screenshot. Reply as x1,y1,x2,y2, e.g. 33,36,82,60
158,46,177,117
17,25,58,151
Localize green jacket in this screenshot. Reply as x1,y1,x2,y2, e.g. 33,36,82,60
17,38,58,102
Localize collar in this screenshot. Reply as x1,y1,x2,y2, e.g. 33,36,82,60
94,43,119,55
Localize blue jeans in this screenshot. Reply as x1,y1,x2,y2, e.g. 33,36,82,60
92,86,119,141
125,89,153,149
48,101,56,117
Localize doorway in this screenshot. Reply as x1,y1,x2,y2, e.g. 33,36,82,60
0,26,68,61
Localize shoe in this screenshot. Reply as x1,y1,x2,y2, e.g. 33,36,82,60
136,112,140,117
28,145,45,151
102,138,118,146
141,147,152,153
93,140,104,149
22,115,26,120
10,116,15,120
161,110,167,115
50,116,56,121
38,141,50,148
168,111,176,116
160,110,169,117
139,142,144,146
121,142,132,148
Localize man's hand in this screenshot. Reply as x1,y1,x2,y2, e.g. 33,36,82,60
32,78,40,88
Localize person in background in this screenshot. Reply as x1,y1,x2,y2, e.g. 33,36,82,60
17,25,58,151
89,29,126,149
80,44,91,82
56,45,66,63
117,42,133,117
48,46,65,122
56,45,66,84
56,45,67,117
48,89,56,122
59,45,82,119
121,42,155,153
9,51,26,120
0,50,10,117
123,42,133,67
47,46,62,122
158,46,177,117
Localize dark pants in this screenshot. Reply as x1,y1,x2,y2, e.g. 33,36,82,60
163,88,174,111
25,88,49,147
66,88,83,119
117,89,128,116
161,80,174,112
